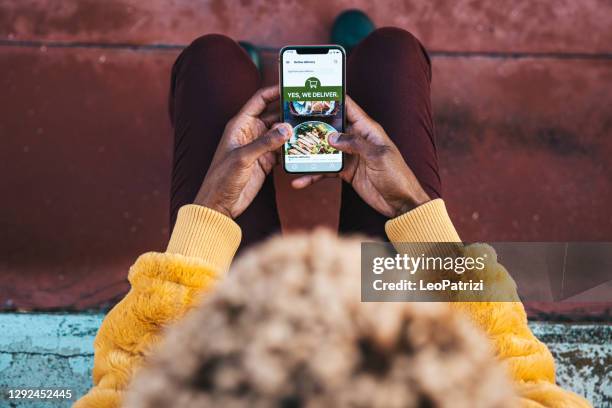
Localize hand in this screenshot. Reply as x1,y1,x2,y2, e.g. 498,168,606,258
292,96,430,218
195,86,292,219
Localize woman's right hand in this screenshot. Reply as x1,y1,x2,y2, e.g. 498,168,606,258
292,96,430,218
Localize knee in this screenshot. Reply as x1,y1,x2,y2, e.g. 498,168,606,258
174,34,257,81
354,27,430,76
373,27,419,44
360,27,427,59
183,34,241,59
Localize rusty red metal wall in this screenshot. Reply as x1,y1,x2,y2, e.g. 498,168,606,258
1,0,611,314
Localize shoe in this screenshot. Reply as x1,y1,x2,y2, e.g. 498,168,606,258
330,9,375,53
238,41,261,72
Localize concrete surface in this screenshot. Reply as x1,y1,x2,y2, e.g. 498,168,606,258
0,1,611,315
0,313,609,407
0,313,102,407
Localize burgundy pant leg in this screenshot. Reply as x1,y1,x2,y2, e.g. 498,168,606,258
169,34,281,248
340,27,441,238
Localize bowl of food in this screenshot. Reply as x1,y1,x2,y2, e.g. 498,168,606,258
286,121,338,156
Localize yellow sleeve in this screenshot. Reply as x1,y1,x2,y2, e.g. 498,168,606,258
74,205,241,407
385,199,591,408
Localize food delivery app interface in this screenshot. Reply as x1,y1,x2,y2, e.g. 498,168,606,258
282,48,344,172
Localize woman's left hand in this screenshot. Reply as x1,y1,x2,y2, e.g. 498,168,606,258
291,96,430,218
194,86,291,219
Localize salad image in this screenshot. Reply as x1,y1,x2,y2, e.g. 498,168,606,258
286,121,338,155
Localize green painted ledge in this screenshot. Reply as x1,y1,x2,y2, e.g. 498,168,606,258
0,313,610,407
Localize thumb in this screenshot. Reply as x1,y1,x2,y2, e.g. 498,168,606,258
328,131,366,155
239,123,292,162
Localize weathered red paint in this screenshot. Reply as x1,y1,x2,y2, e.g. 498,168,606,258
0,47,175,309
1,0,611,53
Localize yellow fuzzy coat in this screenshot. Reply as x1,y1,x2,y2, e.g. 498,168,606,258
74,199,591,407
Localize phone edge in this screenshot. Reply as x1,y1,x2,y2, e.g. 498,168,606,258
279,45,346,175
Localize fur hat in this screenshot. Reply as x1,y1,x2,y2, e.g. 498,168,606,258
124,230,516,408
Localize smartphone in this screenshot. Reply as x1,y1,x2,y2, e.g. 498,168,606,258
280,45,346,173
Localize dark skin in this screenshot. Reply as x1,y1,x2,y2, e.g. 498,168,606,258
196,85,430,219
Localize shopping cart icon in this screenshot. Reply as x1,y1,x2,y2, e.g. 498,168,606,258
308,79,318,89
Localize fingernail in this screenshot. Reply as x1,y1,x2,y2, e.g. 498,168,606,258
278,124,291,138
329,132,338,144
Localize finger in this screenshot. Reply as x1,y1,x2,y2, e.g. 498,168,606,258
264,97,281,115
345,95,370,124
344,96,391,145
258,151,278,173
239,85,280,117
291,175,325,189
261,112,281,128
260,112,284,129
238,122,292,162
270,122,291,130
327,131,367,155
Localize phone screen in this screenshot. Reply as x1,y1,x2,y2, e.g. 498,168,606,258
281,46,345,173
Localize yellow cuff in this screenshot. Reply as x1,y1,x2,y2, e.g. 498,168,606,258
166,205,241,271
385,198,461,244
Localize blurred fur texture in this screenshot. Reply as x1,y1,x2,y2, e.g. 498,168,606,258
123,231,515,408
